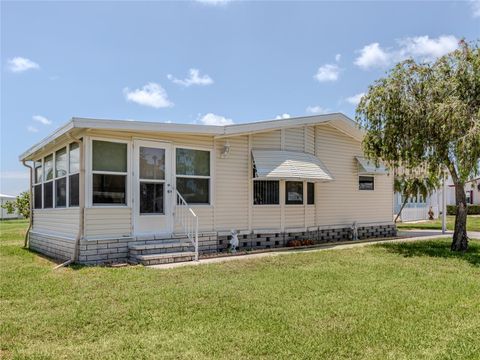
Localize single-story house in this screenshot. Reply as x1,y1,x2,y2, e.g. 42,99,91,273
447,177,480,206
0,193,21,219
19,113,396,265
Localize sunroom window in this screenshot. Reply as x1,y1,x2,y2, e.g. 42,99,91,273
55,147,67,207
92,140,127,205
33,160,42,209
43,154,54,208
176,148,210,204
69,143,80,207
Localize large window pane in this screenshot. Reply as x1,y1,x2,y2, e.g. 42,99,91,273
69,174,79,207
43,182,53,208
140,182,164,214
93,174,126,204
139,147,165,180
34,184,42,209
44,154,53,181
55,178,67,207
69,142,80,173
34,161,42,183
92,140,127,172
55,147,67,178
253,180,279,205
176,178,209,204
286,181,303,205
176,148,210,176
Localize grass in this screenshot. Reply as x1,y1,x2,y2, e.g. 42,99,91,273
1,219,480,359
396,215,480,232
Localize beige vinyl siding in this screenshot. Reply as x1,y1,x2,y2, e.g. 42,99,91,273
305,205,315,227
284,205,305,228
252,130,281,149
84,207,132,239
284,127,304,151
32,208,79,238
214,135,249,231
315,124,393,226
305,126,315,154
252,206,281,230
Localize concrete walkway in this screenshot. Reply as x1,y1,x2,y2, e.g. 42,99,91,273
149,230,477,270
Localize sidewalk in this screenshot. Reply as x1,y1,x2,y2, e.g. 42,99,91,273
149,230,474,270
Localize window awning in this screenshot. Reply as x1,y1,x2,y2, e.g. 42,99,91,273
356,156,388,175
252,150,334,182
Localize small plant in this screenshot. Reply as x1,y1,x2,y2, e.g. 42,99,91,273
1,191,30,219
428,206,435,220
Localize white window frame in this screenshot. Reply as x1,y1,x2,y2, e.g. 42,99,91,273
173,145,213,207
87,137,131,208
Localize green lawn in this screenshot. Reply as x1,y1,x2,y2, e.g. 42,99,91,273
1,219,480,359
396,215,480,232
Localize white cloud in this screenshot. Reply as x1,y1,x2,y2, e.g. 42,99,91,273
275,113,291,120
346,92,365,106
306,106,330,115
354,43,391,70
199,113,234,126
354,35,459,70
7,57,40,73
471,0,480,17
314,64,340,82
0,171,29,180
32,115,52,125
195,0,231,5
27,126,39,133
167,68,213,87
335,54,341,62
123,83,173,108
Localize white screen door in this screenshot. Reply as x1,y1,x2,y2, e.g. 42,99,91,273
133,140,172,236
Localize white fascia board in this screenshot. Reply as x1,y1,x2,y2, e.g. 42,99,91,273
71,117,225,135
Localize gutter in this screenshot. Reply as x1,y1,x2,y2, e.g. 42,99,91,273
21,160,34,248
67,134,85,263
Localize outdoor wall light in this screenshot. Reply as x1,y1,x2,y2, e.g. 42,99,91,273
221,141,231,158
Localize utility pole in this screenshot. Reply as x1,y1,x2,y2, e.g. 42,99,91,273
442,172,447,234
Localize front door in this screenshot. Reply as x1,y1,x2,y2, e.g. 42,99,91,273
133,140,172,236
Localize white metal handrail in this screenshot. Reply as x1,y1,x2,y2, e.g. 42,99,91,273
174,190,199,261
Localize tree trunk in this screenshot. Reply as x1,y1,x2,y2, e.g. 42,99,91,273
451,181,468,252
394,197,409,223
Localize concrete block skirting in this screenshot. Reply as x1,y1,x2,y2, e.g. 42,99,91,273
29,232,75,261
29,224,397,265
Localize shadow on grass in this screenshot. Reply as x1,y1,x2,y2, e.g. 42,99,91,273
378,240,480,267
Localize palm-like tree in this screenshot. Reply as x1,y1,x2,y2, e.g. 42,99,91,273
394,175,438,223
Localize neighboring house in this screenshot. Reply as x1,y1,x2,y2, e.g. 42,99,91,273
0,193,20,219
447,177,480,206
19,114,395,265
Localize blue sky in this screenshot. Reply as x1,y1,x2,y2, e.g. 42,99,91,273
1,0,479,195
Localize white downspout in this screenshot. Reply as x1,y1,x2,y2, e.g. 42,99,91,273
21,160,34,248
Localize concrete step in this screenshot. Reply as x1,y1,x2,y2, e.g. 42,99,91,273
131,251,196,266
128,240,194,256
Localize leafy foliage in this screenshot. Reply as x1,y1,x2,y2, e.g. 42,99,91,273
356,39,480,250
1,191,30,219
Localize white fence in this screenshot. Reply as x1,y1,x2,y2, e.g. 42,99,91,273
397,205,439,222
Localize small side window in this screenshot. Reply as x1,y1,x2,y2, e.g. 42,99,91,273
307,182,315,205
359,176,374,191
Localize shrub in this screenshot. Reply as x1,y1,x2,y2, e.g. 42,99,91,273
447,204,480,215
